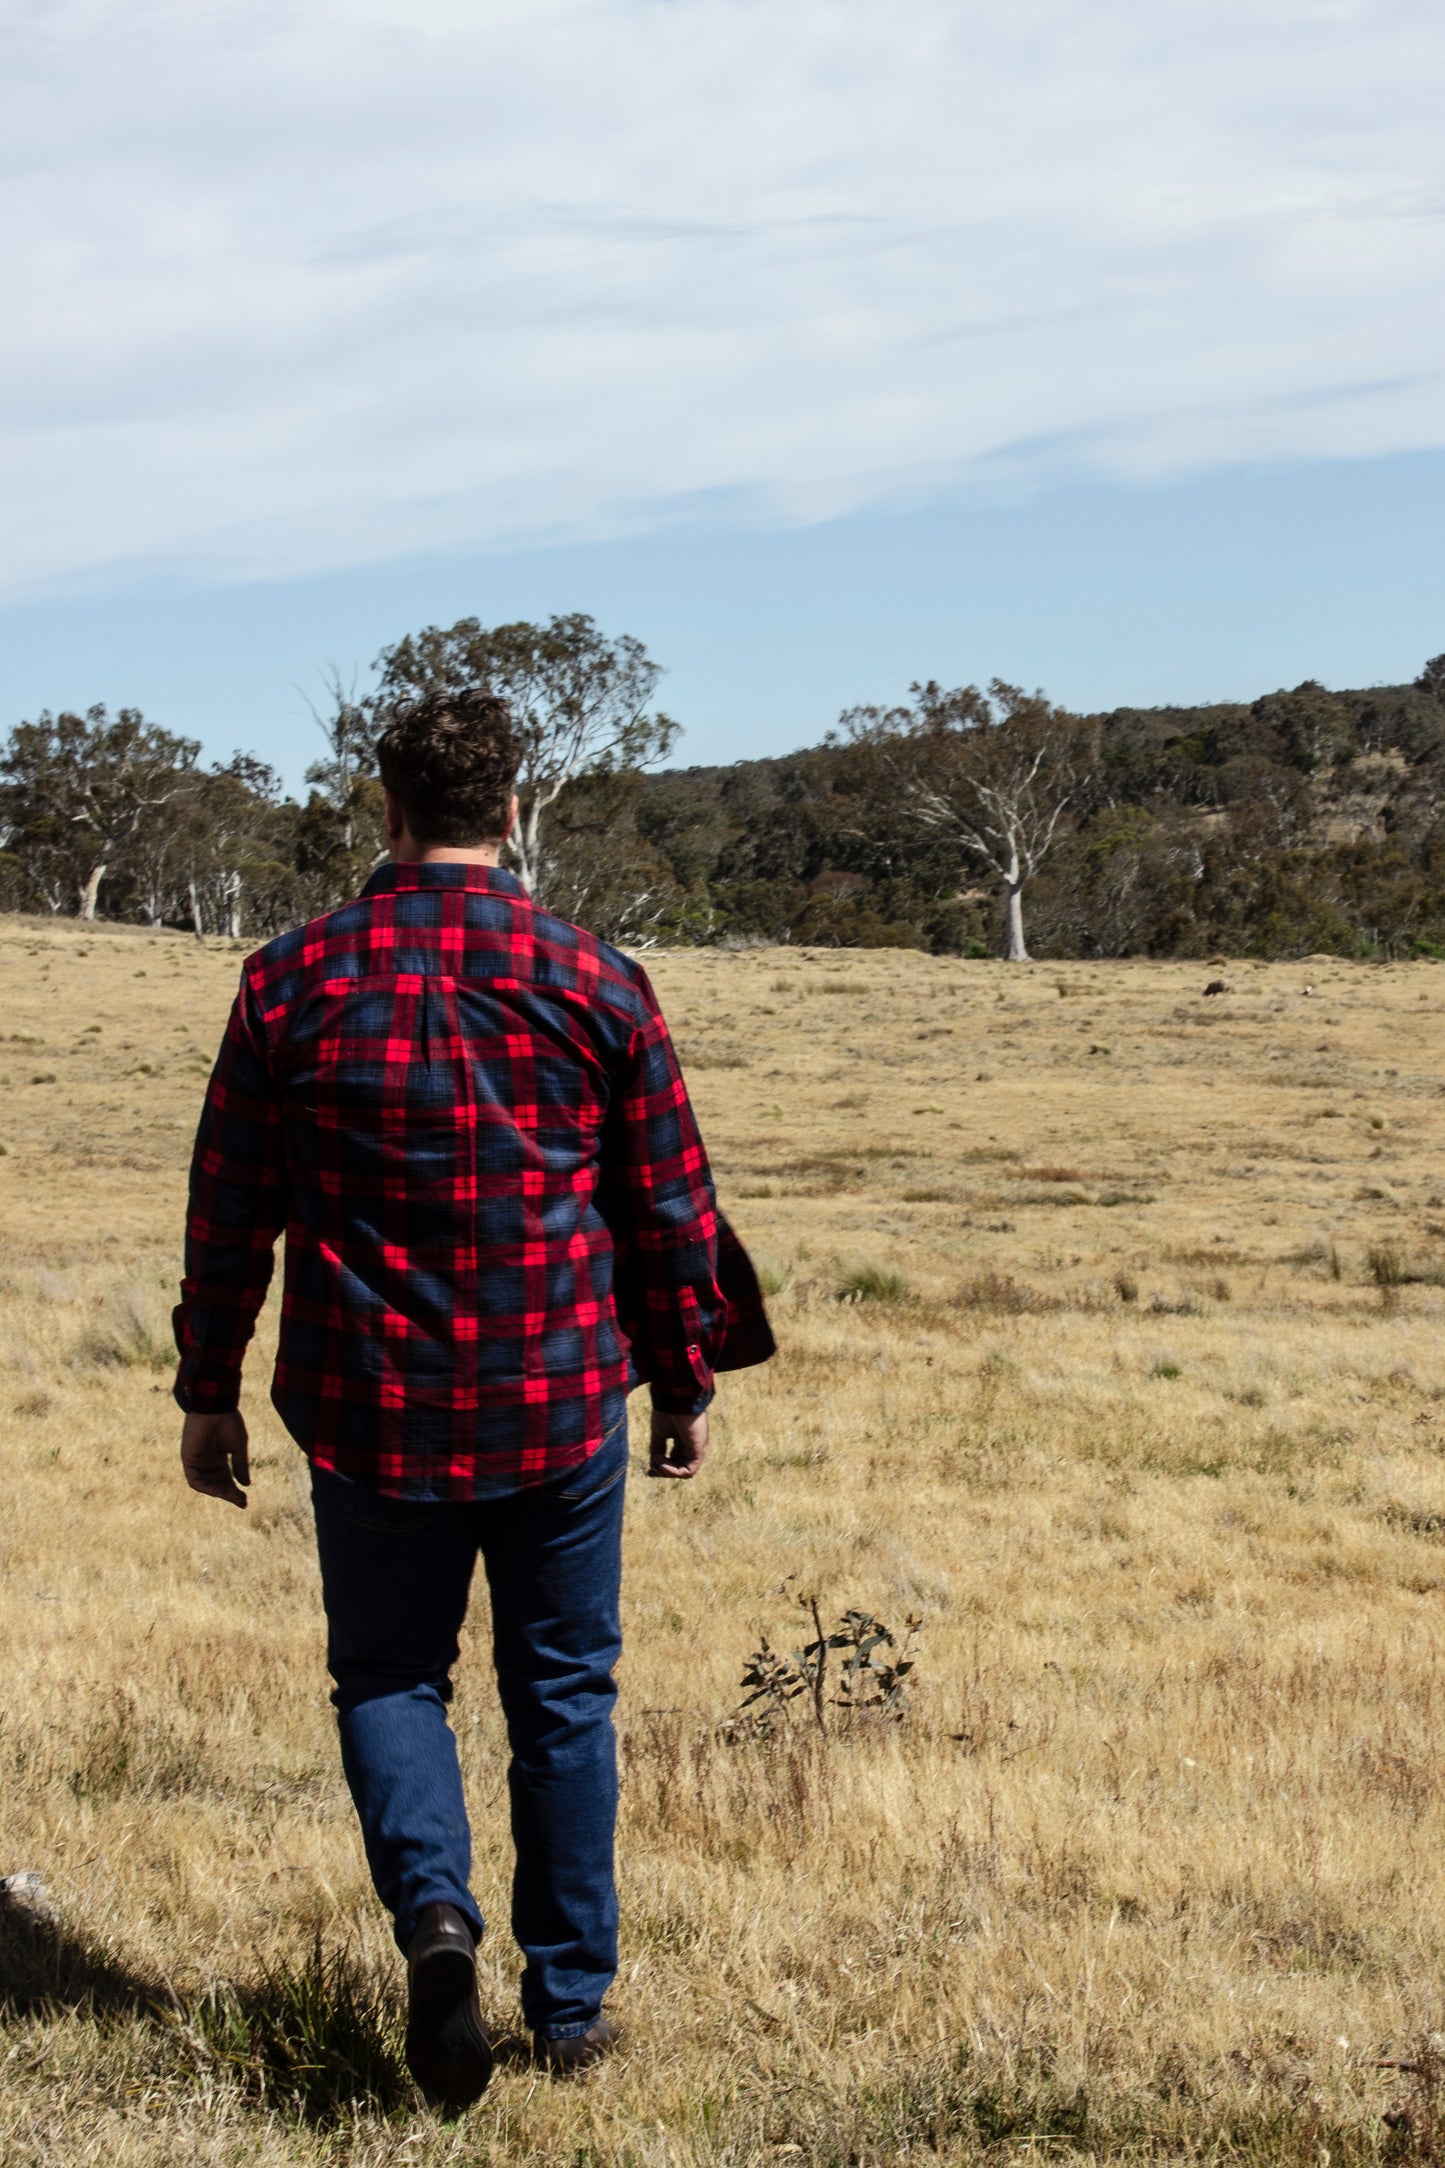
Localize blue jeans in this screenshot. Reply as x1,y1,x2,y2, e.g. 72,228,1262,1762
310,1420,627,2040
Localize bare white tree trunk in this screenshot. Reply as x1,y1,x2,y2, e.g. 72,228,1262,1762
223,871,242,940
188,879,205,939
79,859,108,920
512,797,543,896
1004,881,1030,961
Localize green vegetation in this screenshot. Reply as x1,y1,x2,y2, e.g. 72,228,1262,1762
4,632,1445,958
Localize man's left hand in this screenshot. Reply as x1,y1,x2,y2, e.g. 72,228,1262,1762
648,1408,709,1479
181,1411,251,1508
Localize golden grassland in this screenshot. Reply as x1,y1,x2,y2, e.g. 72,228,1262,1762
8,917,1445,2162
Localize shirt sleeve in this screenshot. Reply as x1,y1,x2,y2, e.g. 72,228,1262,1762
607,974,727,1416
172,966,289,1414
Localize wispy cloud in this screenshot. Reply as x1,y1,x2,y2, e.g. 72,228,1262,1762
3,0,1443,595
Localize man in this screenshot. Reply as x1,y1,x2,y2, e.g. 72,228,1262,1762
173,689,773,2108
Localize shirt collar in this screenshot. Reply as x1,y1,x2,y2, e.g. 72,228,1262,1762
361,860,528,901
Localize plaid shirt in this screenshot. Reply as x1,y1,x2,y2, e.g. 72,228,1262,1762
173,861,773,1498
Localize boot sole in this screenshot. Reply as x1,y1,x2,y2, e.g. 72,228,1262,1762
406,1947,494,2107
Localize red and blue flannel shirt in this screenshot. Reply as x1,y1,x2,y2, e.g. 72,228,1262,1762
173,861,773,1498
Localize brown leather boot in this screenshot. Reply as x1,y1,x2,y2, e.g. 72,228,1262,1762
537,2015,617,2073
405,1903,493,2108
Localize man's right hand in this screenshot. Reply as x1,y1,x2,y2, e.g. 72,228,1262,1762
181,1411,251,1508
648,1408,709,1480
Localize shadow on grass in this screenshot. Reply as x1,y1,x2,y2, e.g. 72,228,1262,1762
0,1892,158,2022
184,1932,414,2123
0,1899,425,2127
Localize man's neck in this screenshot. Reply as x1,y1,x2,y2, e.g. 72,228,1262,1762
387,834,506,866
414,844,503,867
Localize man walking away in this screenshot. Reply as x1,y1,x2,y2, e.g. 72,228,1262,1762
172,691,773,2107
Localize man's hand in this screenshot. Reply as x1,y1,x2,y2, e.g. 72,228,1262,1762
648,1408,709,1480
181,1411,251,1509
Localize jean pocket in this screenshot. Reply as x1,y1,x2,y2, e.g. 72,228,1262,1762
339,1486,454,1537
556,1419,629,1501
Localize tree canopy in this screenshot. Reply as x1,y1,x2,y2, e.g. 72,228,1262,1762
374,614,678,897
5,644,1445,962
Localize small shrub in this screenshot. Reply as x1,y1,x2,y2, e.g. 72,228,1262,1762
1151,1359,1183,1380
755,1258,795,1297
737,1597,922,1735
835,1264,911,1305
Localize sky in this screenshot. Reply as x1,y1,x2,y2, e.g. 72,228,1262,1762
3,0,1444,786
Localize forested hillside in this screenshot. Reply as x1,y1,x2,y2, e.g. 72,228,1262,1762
573,662,1445,958
4,649,1444,959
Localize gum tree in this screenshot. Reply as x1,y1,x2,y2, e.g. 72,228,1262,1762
373,614,678,899
837,680,1091,961
0,706,199,919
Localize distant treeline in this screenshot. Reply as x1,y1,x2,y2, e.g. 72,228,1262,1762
626,663,1445,960
3,618,1444,960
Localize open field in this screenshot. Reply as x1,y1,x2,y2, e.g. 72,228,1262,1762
9,918,1445,2161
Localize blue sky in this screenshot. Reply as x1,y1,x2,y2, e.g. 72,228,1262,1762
3,1,1444,789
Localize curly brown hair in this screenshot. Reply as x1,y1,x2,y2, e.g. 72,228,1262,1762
375,689,521,847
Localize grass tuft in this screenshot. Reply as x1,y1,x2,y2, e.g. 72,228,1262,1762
183,1938,410,2125
65,1691,213,1804
835,1263,912,1305
955,1269,1060,1315
71,1287,174,1371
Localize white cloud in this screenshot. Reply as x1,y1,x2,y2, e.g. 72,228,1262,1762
2,0,1443,595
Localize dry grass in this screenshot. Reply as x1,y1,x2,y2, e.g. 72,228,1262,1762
8,925,1445,2159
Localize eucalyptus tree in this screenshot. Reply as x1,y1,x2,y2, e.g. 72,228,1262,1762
0,705,199,919
374,614,678,899
837,680,1091,961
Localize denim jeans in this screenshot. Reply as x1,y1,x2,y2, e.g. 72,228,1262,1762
310,1418,628,2040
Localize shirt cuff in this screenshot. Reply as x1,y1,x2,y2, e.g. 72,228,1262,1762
173,1373,242,1415
649,1382,715,1417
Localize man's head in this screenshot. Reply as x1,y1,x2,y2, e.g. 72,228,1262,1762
376,689,521,860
